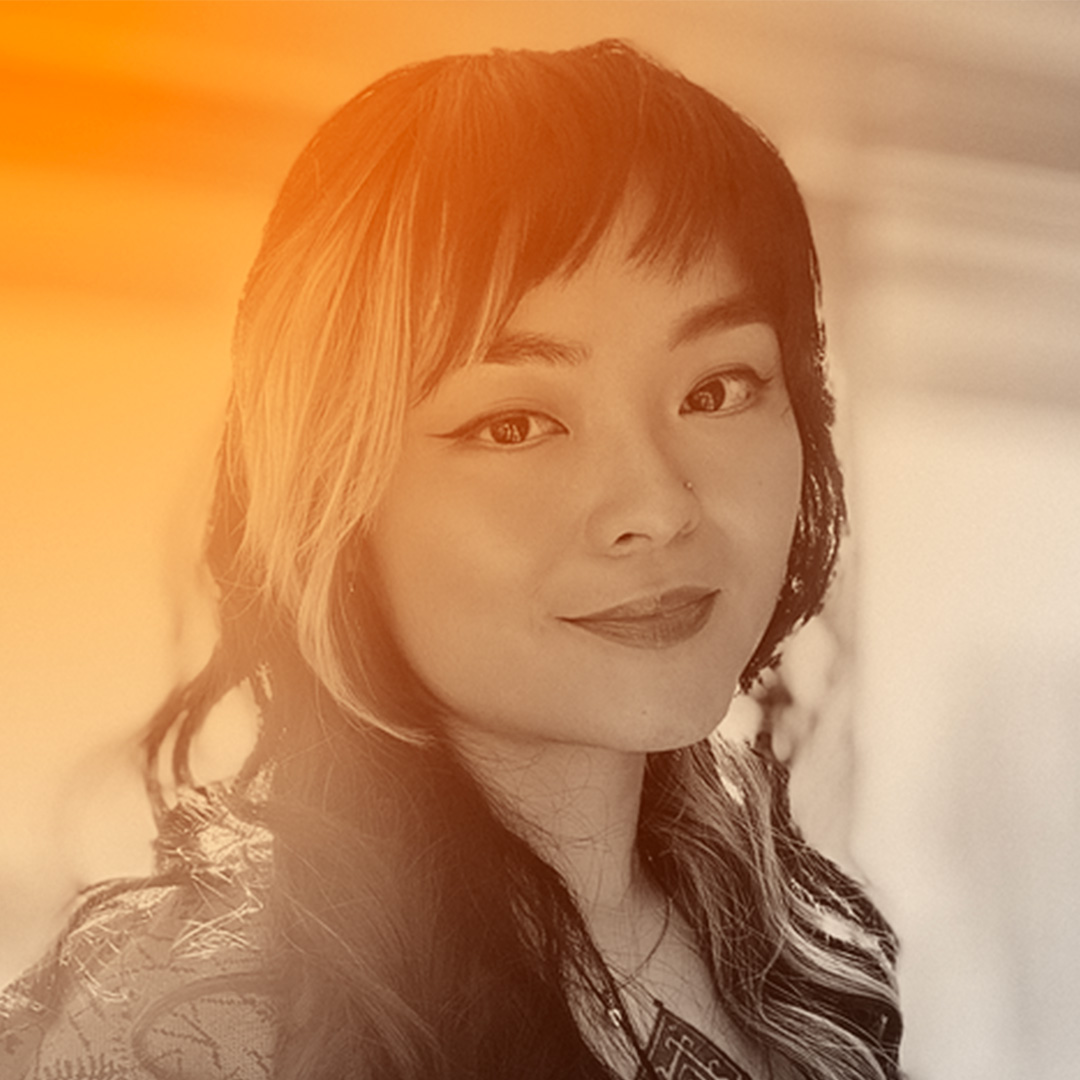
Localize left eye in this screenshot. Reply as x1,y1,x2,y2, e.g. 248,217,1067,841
680,369,766,416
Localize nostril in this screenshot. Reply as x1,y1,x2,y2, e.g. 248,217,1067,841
584,453,702,555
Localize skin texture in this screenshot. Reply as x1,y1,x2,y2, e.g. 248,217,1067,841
369,227,803,761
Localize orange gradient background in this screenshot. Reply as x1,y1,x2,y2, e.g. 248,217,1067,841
3,5,1080,1078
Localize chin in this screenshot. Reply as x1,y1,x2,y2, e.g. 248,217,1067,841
639,713,730,754
596,679,741,754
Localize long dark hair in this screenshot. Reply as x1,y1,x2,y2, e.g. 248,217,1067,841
136,40,900,1079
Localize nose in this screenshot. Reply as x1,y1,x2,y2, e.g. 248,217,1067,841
582,430,701,555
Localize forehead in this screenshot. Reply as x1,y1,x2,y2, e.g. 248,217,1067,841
498,229,758,355
410,197,764,397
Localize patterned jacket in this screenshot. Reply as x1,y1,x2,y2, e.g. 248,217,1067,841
1,794,275,1080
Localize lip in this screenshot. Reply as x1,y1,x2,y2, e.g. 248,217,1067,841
559,586,719,650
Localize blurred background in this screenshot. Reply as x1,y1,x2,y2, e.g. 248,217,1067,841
2,3,1078,1077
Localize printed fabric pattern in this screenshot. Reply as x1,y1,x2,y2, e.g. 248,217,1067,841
0,790,276,1080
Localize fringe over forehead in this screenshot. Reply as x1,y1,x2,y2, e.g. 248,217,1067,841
242,39,821,397
219,40,838,717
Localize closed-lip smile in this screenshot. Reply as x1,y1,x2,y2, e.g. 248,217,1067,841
559,586,719,649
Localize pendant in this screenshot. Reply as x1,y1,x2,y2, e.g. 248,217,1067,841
634,1003,751,1080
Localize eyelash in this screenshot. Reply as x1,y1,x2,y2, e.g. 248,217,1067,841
445,410,567,448
680,367,770,416
444,367,771,448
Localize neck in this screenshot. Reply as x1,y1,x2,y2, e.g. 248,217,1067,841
447,725,650,913
448,725,681,1029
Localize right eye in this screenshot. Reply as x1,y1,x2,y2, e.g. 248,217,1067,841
451,410,567,448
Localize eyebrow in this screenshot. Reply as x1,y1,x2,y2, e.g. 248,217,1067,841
482,293,771,367
482,332,589,367
667,293,771,349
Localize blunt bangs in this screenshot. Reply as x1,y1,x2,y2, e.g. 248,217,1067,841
345,40,822,401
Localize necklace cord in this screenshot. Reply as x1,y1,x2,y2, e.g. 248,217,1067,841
594,891,673,1080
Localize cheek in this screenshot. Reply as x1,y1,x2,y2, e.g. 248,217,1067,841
366,512,476,708
718,418,804,622
375,472,561,593
714,417,802,544
366,465,565,678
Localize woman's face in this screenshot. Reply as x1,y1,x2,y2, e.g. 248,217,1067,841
368,228,802,753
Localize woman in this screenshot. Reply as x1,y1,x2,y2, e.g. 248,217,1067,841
1,40,902,1080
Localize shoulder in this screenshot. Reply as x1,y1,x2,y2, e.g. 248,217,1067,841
1,807,277,1080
